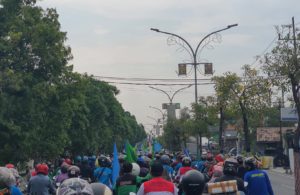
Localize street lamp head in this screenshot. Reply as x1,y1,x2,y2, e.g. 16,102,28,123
150,28,160,32
227,24,238,28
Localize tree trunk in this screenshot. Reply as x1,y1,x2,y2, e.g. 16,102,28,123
219,106,224,150
290,76,300,194
240,102,250,152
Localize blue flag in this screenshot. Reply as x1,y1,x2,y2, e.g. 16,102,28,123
184,148,190,158
153,141,162,153
112,143,120,186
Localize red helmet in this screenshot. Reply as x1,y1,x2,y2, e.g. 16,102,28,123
36,163,49,175
64,158,72,165
215,154,224,163
5,164,15,169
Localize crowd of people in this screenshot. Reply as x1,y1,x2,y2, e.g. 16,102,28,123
0,151,274,195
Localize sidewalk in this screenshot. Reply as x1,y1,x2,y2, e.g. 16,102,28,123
269,167,294,175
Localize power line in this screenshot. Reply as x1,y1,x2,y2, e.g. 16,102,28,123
251,36,278,68
93,75,211,82
105,81,214,86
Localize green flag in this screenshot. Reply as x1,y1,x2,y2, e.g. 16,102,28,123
124,140,137,163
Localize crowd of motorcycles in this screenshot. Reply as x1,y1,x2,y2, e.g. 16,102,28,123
0,151,266,195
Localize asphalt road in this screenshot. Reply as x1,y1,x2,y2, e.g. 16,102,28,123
267,170,295,195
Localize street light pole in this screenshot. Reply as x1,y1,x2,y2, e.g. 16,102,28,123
149,85,192,104
151,24,238,104
149,106,166,122
149,85,192,119
151,24,238,158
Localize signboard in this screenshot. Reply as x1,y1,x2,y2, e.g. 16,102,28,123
204,63,213,75
281,107,298,121
178,64,187,76
257,127,280,142
256,127,297,142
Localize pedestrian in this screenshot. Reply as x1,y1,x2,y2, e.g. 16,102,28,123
244,157,274,195
136,160,178,195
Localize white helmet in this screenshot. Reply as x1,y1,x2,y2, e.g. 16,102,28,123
57,178,93,195
131,163,140,176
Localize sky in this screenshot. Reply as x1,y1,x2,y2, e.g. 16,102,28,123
38,0,300,133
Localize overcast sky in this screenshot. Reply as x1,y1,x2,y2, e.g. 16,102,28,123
38,0,300,132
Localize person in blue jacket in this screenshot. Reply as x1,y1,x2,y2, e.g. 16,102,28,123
94,156,112,189
244,157,274,195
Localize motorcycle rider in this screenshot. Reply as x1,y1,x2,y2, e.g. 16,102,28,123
214,158,246,193
80,156,94,183
55,162,70,185
94,156,113,189
27,163,56,195
136,160,178,195
176,157,193,182
181,170,206,195
115,162,137,195
236,155,247,179
160,154,174,181
244,157,274,195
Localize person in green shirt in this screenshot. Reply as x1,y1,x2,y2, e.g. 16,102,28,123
115,162,137,195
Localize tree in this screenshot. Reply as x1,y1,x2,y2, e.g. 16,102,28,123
0,0,146,163
262,22,300,193
214,65,270,152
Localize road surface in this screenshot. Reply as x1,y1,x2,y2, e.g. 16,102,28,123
267,170,295,195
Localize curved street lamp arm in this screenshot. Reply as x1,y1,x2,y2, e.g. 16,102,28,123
195,24,238,57
170,84,193,103
149,86,172,102
149,106,165,118
151,28,195,57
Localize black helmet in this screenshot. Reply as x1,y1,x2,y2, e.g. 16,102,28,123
223,158,238,176
245,157,256,170
182,157,191,167
236,155,244,164
181,170,205,195
160,155,170,165
97,156,111,168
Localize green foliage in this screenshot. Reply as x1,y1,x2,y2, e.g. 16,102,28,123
0,0,146,163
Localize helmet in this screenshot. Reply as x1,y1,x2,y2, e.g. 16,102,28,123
57,178,93,195
5,164,15,169
90,182,112,195
90,155,96,161
36,164,49,175
0,167,16,187
75,155,82,163
64,158,72,165
245,157,256,170
215,154,224,163
181,170,206,195
98,156,111,167
207,153,213,161
160,155,170,165
182,157,191,167
236,155,244,164
61,162,71,174
82,156,89,163
68,166,80,178
223,158,238,176
131,163,140,176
